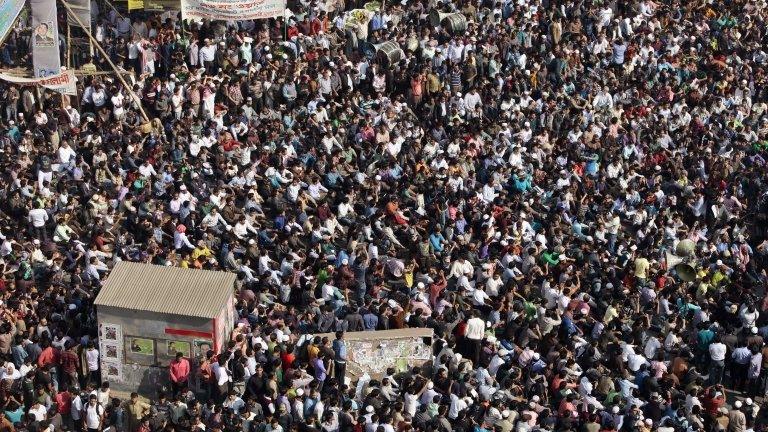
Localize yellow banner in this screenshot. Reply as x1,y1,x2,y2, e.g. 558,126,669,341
128,0,144,10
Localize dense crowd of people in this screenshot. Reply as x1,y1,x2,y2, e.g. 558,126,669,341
1,0,768,431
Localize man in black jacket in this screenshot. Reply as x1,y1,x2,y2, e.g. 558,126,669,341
245,364,267,401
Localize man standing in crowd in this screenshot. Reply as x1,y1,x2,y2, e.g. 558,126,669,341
168,352,190,396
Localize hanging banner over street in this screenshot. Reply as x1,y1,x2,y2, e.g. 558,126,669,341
66,0,92,32
127,0,144,10
0,0,24,43
0,70,77,96
30,0,61,77
181,0,284,21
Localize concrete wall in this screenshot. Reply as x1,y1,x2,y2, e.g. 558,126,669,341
97,306,216,396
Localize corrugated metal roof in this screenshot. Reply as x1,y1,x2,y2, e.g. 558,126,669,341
94,262,236,319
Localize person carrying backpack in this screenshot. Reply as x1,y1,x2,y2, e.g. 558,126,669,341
83,394,105,432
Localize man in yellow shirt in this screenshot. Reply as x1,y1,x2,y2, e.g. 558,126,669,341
191,240,213,262
426,68,441,95
307,336,321,362
603,301,620,324
125,392,150,432
634,256,650,280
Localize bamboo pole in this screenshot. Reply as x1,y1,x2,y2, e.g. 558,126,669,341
67,23,72,68
60,0,150,122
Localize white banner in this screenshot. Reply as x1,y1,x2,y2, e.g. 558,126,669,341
66,0,92,32
182,0,285,21
0,71,77,96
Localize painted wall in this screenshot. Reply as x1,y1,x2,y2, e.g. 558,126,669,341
213,293,236,353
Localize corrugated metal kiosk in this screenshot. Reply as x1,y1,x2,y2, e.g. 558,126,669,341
94,262,237,395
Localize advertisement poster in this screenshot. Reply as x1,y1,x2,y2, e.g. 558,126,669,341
30,0,61,77
98,323,124,384
181,0,284,21
166,340,191,357
128,337,155,356
193,339,213,358
99,322,123,343
102,342,121,360
0,0,24,43
103,361,123,382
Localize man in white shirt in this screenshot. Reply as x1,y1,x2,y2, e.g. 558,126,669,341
488,349,508,375
199,39,217,74
627,351,649,372
111,92,125,120
644,335,662,359
463,88,482,112
86,343,100,384
212,357,230,401
233,216,259,240
83,394,105,432
138,161,157,178
448,394,471,419
65,105,81,128
448,257,473,279
708,337,727,385
28,400,47,422
201,208,230,233
28,202,49,241
58,140,77,171
222,391,245,413
465,311,485,365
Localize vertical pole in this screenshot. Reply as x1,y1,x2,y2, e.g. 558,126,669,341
67,22,72,68
283,10,288,41
89,28,94,59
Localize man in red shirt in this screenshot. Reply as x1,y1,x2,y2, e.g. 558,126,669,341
701,385,726,417
168,352,190,396
55,387,73,421
37,339,60,369
281,346,295,372
59,342,80,387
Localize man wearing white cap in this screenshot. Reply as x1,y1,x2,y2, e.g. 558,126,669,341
488,348,508,375
728,401,746,432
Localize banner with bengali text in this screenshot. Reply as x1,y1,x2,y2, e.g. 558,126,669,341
181,0,284,21
0,70,77,96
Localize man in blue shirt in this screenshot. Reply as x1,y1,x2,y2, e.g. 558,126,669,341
311,352,327,391
362,308,379,331
332,331,347,386
7,121,20,143
429,228,446,253
371,11,385,31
